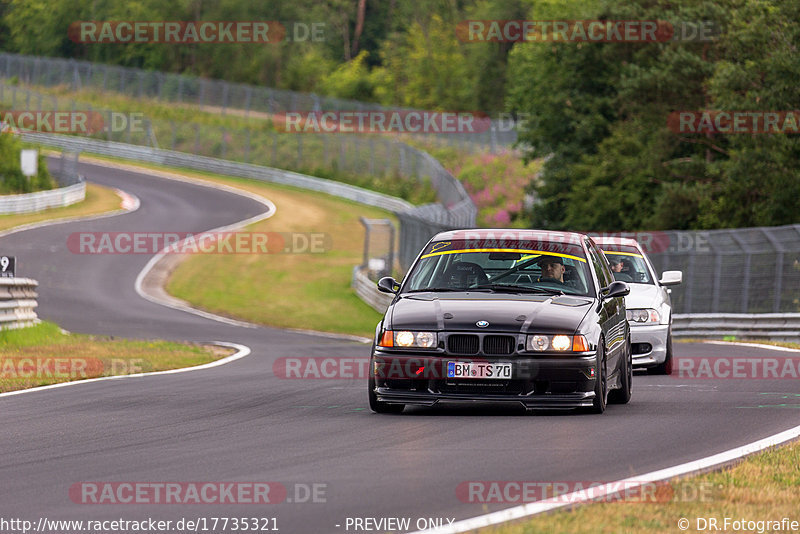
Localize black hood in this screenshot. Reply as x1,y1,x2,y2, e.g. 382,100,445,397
389,292,593,334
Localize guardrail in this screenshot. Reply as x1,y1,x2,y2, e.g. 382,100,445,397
20,132,415,214
352,266,393,314
21,132,474,265
673,314,800,342
0,277,38,330
0,181,85,214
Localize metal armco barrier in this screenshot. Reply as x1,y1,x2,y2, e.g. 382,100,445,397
0,278,38,330
672,314,800,342
21,132,414,213
0,151,85,214
0,182,85,214
352,266,393,314
20,132,475,269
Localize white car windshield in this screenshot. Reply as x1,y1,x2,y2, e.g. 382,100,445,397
601,246,654,285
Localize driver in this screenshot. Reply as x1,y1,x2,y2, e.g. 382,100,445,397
537,256,566,284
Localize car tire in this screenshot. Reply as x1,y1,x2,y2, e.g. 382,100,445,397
589,342,607,414
608,337,632,404
648,329,673,375
368,374,405,414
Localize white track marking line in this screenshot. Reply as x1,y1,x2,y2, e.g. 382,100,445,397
0,187,140,238
0,342,250,398
91,159,371,342
703,340,800,353
410,342,800,534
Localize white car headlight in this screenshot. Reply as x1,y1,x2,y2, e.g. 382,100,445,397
526,334,589,352
379,330,438,348
626,308,660,324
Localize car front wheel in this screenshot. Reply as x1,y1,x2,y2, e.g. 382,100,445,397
609,337,632,404
368,360,405,414
648,329,673,375
589,342,607,414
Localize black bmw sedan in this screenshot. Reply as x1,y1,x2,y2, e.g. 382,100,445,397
369,229,632,414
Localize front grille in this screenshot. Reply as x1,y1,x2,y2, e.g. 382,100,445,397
483,335,515,355
448,334,479,354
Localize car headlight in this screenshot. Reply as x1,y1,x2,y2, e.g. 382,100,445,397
378,330,437,348
526,334,589,352
626,308,660,324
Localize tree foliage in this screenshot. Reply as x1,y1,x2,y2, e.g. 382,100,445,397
507,0,800,231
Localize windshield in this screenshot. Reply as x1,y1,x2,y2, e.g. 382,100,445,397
404,239,595,297
600,246,654,285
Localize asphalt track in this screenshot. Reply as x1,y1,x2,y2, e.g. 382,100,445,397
1,160,799,533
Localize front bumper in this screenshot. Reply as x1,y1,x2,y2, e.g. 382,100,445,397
629,323,669,368
371,351,598,409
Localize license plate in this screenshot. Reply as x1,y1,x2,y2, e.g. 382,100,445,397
447,361,512,379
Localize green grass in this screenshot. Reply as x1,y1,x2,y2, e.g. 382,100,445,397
0,321,229,392
479,439,800,534
77,154,386,338
3,82,439,205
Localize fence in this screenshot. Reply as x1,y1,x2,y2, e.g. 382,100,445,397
0,52,519,153
2,81,476,245
672,313,800,342
0,151,84,214
647,226,800,314
0,277,38,330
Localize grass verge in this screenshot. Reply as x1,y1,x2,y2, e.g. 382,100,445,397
0,182,122,232
5,82,438,205
477,439,800,534
0,321,230,393
78,154,387,339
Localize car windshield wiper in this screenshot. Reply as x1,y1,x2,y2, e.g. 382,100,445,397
404,287,492,293
472,284,564,295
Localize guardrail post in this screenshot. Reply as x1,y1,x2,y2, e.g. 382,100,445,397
740,253,751,312
774,252,784,312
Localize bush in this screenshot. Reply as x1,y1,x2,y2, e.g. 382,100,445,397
0,134,56,194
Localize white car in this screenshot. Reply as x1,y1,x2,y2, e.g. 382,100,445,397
593,237,682,374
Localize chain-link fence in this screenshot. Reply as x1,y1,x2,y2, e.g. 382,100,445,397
1,80,476,226
0,52,519,153
647,226,800,313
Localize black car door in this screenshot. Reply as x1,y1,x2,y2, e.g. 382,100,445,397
586,241,626,376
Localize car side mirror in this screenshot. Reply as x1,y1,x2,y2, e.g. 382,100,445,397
601,281,630,299
659,270,683,286
377,276,400,294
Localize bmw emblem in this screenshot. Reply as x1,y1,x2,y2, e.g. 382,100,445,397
476,320,489,328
